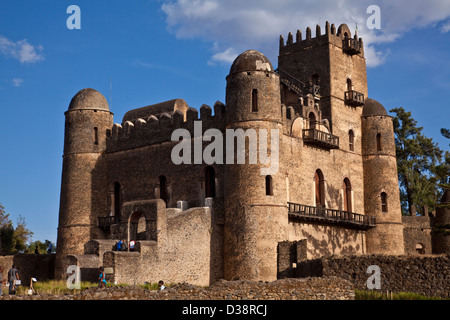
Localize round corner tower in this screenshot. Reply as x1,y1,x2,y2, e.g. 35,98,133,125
224,50,288,281
361,98,405,255
55,88,113,278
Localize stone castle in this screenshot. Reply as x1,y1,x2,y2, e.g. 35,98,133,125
55,22,450,286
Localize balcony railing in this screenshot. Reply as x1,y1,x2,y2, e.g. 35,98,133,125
303,128,340,150
343,38,361,55
288,202,376,230
98,216,119,229
345,90,365,107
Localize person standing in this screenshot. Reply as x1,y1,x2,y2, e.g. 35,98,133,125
98,267,107,288
8,265,19,295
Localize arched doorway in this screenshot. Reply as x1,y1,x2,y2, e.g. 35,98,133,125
129,211,147,241
315,170,325,207
343,178,352,212
309,112,317,130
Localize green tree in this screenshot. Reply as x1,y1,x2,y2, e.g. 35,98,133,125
0,203,33,254
391,108,444,216
0,203,14,254
13,215,33,253
26,239,56,254
438,128,450,207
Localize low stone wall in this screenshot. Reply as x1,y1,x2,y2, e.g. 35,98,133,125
296,254,450,298
0,277,354,300
0,254,55,286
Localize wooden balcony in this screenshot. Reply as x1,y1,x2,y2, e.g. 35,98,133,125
343,38,361,55
345,90,365,107
288,203,376,230
303,128,340,150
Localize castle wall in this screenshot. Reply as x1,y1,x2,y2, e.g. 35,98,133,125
296,255,450,299
288,223,365,259
402,216,433,255
103,206,221,286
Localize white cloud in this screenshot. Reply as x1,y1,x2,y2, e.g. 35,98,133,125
208,46,239,65
11,78,24,87
0,35,44,64
161,0,450,68
441,21,450,33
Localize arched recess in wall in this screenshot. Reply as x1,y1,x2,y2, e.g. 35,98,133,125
129,211,147,241
381,192,388,213
159,175,168,204
347,78,353,92
343,178,352,212
349,130,355,152
309,112,317,130
110,182,121,217
315,169,325,207
204,166,216,198
376,133,383,151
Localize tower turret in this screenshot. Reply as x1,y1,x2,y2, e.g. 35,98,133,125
55,88,113,278
224,50,288,281
361,98,405,255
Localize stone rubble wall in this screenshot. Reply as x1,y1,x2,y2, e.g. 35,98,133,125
0,277,354,300
296,254,450,298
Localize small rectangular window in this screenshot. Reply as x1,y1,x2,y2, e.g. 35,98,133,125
266,175,273,196
381,192,388,212
252,89,258,112
94,127,99,145
376,133,382,151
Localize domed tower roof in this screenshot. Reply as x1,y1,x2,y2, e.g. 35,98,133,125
68,88,110,112
362,98,388,117
229,50,274,75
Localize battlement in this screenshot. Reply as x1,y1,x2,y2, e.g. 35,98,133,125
106,101,227,152
279,22,364,57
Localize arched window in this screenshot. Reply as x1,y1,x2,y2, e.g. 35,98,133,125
347,78,353,92
376,133,382,151
309,112,316,130
416,243,425,255
159,175,168,204
312,74,319,85
381,192,388,212
343,178,352,212
265,175,273,196
251,89,258,112
349,130,355,152
205,166,216,198
315,170,325,207
113,182,121,217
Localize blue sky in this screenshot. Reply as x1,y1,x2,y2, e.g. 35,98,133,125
0,0,449,245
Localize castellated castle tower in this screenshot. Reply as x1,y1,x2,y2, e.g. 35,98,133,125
56,23,406,285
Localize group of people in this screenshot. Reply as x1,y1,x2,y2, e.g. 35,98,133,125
113,239,136,252
0,265,20,295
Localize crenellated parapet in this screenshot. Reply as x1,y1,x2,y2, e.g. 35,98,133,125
106,100,227,152
279,22,364,57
